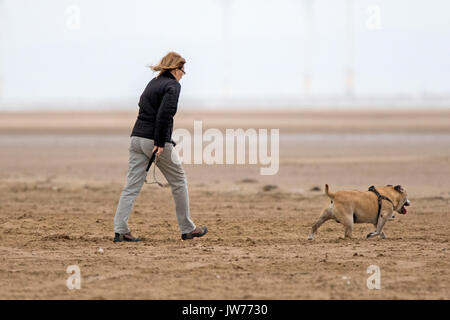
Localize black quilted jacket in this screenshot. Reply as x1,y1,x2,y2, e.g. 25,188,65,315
130,70,181,147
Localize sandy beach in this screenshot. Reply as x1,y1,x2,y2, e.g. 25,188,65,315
0,109,449,299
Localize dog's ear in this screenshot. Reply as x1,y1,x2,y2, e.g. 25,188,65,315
394,185,404,193
386,184,393,187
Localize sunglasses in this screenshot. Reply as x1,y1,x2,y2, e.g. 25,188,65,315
179,68,186,75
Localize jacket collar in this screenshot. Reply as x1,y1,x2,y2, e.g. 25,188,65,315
161,70,176,80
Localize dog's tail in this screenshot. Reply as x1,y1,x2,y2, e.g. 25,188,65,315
325,184,335,200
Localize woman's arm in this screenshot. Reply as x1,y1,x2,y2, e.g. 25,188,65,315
154,81,181,149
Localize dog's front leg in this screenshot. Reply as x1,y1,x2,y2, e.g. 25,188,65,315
367,211,390,239
368,230,387,239
366,231,378,238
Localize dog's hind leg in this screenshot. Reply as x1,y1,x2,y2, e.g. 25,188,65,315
343,219,354,239
307,207,334,240
333,204,353,239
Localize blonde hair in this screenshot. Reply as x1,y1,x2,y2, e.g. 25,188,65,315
149,51,186,77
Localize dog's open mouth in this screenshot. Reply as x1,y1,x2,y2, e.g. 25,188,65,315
400,199,410,214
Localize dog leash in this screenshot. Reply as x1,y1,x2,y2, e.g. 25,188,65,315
144,140,177,187
368,186,394,224
144,149,164,187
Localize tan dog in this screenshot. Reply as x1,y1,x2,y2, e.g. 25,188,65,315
308,184,410,240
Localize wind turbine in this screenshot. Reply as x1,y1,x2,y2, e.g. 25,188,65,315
0,0,4,107
303,0,314,98
345,0,355,97
221,0,233,103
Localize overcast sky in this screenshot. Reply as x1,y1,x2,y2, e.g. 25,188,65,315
1,0,450,109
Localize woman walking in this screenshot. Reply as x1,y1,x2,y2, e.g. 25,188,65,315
113,52,208,242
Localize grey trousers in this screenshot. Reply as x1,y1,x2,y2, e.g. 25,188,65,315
114,136,196,235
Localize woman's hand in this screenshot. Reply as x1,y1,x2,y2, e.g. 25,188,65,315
152,145,164,155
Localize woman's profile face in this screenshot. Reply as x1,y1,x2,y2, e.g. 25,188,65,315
172,66,185,82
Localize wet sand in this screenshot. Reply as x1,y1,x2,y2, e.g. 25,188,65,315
0,109,449,299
